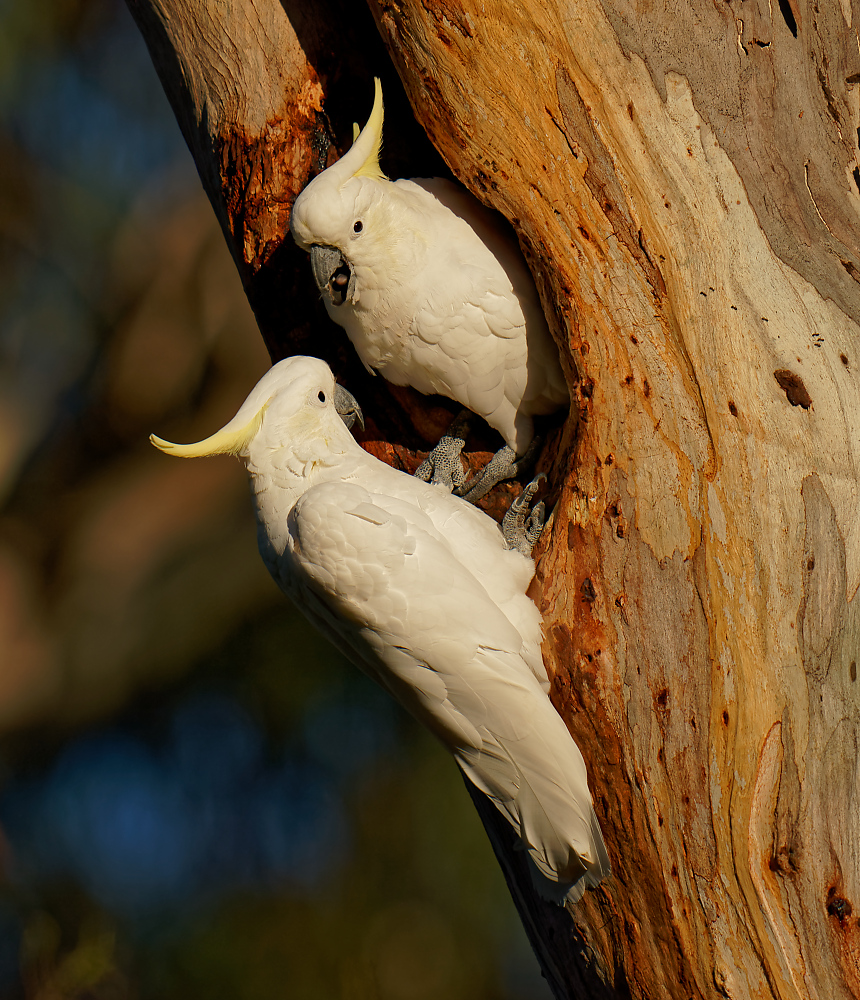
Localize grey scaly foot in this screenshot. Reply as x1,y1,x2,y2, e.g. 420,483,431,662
414,410,472,492
502,475,547,555
457,435,543,504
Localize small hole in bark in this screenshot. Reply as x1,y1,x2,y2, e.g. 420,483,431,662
578,226,591,241
841,353,850,366
625,374,634,385
841,259,860,283
722,709,730,725
671,864,678,878
728,401,738,416
690,716,697,730
807,556,815,572
627,102,634,119
848,74,860,85
827,889,853,922
774,369,812,408
778,0,798,36
644,379,651,398
605,454,614,465
657,747,664,763
853,167,860,193
656,688,669,709
581,578,597,602
616,522,625,538
851,660,857,682
658,814,664,826
631,334,639,344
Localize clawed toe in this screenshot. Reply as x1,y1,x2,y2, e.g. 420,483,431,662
458,436,542,504
414,410,472,492
502,474,547,554
414,435,467,492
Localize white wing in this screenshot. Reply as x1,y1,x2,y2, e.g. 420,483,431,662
328,452,549,691
406,179,569,443
283,480,608,895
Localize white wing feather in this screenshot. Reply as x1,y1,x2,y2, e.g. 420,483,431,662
283,480,608,895
263,446,548,691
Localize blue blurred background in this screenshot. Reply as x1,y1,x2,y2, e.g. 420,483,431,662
0,1,551,996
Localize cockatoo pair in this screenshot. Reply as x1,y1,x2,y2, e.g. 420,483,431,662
289,78,569,501
151,81,610,903
152,355,610,903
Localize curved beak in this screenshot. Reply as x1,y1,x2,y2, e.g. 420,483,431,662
334,384,364,431
310,245,355,306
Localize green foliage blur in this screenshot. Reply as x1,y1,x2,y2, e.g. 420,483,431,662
0,1,550,997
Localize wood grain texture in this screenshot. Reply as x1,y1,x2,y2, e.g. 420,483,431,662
127,0,860,995
368,2,860,995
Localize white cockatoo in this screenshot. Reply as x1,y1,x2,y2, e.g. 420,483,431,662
290,79,569,501
150,356,609,903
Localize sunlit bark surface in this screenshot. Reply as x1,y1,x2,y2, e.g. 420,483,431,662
127,0,860,996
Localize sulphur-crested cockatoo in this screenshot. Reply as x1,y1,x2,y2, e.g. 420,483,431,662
150,356,609,903
290,79,569,502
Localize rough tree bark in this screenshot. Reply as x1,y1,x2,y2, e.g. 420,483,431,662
126,0,860,997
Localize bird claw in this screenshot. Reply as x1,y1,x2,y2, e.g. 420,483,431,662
502,474,547,555
457,436,542,504
414,411,472,492
414,435,467,492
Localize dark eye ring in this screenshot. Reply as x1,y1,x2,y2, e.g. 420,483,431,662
353,220,363,233
318,391,326,403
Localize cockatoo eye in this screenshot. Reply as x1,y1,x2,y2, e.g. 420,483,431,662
353,220,363,233
317,391,326,403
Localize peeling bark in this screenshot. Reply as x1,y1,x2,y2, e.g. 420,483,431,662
127,0,860,996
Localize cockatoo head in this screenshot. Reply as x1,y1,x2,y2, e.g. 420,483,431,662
290,78,393,309
150,356,364,465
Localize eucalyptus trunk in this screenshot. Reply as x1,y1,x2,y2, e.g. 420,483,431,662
126,0,860,996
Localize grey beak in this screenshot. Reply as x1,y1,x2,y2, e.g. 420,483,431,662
310,245,355,306
334,384,364,431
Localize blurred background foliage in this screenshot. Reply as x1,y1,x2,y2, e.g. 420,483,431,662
0,1,550,996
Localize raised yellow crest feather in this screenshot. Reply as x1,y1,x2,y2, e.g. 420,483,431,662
352,78,386,181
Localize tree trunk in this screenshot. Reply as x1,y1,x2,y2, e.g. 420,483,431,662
126,0,860,996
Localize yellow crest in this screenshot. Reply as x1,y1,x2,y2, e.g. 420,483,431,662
350,78,387,182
